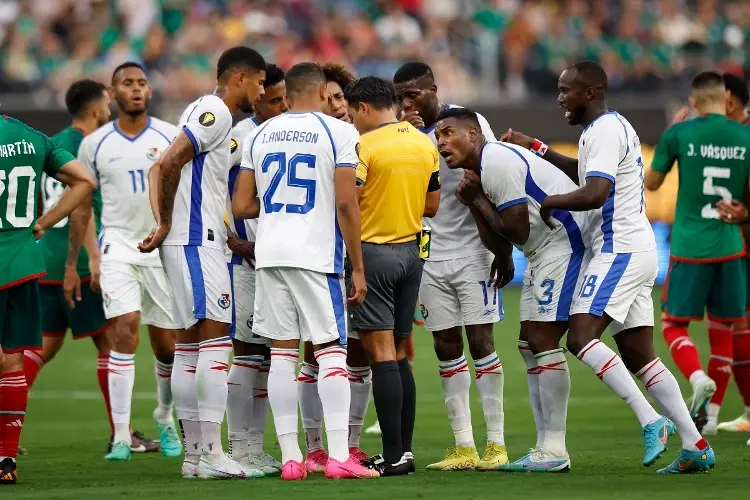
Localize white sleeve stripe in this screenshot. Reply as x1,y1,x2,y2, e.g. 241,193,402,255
240,166,254,172
336,162,356,168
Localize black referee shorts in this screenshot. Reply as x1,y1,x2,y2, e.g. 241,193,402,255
348,241,423,338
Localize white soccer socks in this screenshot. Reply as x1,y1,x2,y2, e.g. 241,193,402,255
315,346,351,462
173,343,201,459
248,359,271,456
269,348,304,464
298,362,324,453
636,357,706,451
474,352,505,446
518,341,545,449
535,348,570,457
226,354,262,458
578,340,660,426
439,355,474,447
154,358,175,423
108,351,136,444
347,365,372,450
196,337,232,455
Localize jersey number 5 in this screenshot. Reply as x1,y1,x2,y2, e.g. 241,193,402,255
701,166,731,219
0,166,36,228
261,152,316,214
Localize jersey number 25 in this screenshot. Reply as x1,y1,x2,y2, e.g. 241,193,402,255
261,152,316,214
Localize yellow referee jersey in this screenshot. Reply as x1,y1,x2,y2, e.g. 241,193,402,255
357,122,440,244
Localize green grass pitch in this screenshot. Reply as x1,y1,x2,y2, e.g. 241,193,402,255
10,287,750,499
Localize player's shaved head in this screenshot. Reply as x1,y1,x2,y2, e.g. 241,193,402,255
570,61,608,91
437,107,481,131
434,107,485,170
394,61,434,86
112,61,146,85
394,61,441,128
285,62,326,98
691,71,726,108
217,46,266,81
558,60,609,126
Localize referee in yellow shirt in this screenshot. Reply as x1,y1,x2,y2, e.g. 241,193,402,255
345,76,440,476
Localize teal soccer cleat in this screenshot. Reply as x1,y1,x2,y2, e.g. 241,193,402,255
656,446,715,474
643,416,676,466
154,410,183,458
498,449,570,473
105,440,132,461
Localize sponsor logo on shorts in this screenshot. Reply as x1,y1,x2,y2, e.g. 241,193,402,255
103,293,111,307
483,308,497,316
537,306,549,315
420,304,428,319
218,293,231,309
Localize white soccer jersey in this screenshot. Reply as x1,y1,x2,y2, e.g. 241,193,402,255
227,117,260,266
577,111,655,254
79,117,178,266
163,94,233,249
422,104,495,260
481,142,588,265
242,112,359,274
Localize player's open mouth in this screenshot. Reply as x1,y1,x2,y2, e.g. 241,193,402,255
132,96,143,103
440,150,453,162
560,105,571,120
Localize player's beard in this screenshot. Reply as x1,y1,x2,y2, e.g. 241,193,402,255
567,106,586,126
239,95,255,114
117,94,150,118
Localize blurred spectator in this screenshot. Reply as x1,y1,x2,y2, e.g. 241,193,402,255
0,0,746,104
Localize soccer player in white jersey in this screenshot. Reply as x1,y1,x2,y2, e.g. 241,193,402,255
138,46,267,479
231,62,377,481
77,63,182,462
435,107,588,472
502,60,715,474
225,63,287,475
393,62,510,470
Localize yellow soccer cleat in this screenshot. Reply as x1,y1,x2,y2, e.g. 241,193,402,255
425,446,479,471
475,443,509,471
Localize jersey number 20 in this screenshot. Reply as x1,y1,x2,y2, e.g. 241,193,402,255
261,152,316,214
702,166,731,219
0,166,36,228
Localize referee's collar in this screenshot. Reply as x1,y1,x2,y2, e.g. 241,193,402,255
376,121,399,130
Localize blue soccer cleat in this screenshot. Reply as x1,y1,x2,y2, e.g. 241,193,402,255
643,416,676,466
498,449,570,473
656,446,715,474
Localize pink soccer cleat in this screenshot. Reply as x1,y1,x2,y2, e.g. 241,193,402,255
325,457,380,479
349,447,369,464
281,460,307,481
304,449,328,473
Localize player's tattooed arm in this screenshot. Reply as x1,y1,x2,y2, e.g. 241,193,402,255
153,132,195,228
232,170,261,219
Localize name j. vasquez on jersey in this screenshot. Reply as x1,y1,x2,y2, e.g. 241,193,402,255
687,143,747,160
0,140,36,157
261,130,320,145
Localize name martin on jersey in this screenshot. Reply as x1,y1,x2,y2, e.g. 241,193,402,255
0,140,36,157
686,143,746,160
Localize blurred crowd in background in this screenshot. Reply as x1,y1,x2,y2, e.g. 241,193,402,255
0,0,748,105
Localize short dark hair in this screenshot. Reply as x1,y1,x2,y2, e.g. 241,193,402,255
264,63,285,88
112,61,146,84
437,106,481,130
65,79,107,117
216,46,266,80
344,76,397,111
723,73,749,106
285,62,326,97
571,60,608,90
394,61,434,85
692,71,724,90
322,63,356,91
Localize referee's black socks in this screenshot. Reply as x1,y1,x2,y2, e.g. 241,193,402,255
398,357,416,454
371,360,403,464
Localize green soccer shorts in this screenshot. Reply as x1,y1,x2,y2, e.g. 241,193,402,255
662,257,747,322
40,282,107,339
0,279,42,353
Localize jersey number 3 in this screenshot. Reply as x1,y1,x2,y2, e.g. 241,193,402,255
0,166,36,228
701,166,731,219
261,152,316,214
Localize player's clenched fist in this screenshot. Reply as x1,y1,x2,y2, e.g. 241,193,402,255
138,224,169,253
455,169,482,206
499,128,534,150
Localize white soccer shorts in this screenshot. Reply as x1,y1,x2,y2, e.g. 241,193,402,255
159,245,232,330
419,253,503,332
520,252,585,323
570,250,658,334
253,267,347,346
228,264,267,345
100,260,178,329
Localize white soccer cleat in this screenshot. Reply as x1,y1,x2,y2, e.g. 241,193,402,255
182,457,199,479
364,420,381,436
702,421,718,436
246,452,282,475
197,453,246,479
235,456,265,478
717,413,750,432
687,377,717,417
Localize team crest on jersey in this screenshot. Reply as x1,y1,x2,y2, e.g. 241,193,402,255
218,293,231,310
230,138,238,153
146,147,160,161
104,293,111,308
199,112,216,127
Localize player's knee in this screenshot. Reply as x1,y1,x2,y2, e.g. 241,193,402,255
565,334,589,358
112,314,139,351
1,352,23,374
466,326,495,359
347,338,369,366
303,341,317,365
432,329,463,361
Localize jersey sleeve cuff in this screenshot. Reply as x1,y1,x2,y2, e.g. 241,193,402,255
336,163,357,168
239,166,255,172
585,171,615,183
496,198,527,211
183,126,200,157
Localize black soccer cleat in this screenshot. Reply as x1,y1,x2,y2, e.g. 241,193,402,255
404,452,416,474
0,457,18,484
365,454,413,477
